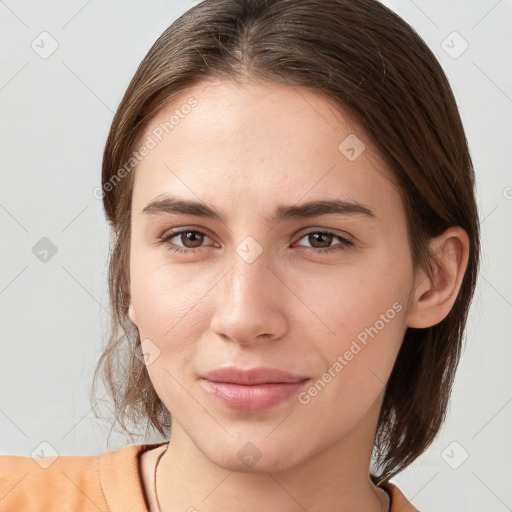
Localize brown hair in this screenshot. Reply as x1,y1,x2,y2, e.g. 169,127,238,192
91,0,480,484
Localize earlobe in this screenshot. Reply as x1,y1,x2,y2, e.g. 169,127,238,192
128,302,138,327
406,227,470,329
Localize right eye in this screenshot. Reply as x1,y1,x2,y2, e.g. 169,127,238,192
158,229,216,254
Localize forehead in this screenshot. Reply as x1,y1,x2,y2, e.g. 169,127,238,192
132,79,402,222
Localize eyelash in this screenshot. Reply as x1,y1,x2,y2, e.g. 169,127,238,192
157,228,354,255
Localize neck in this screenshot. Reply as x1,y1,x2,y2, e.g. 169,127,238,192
155,397,389,512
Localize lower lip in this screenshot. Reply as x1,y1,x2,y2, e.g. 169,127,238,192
200,379,310,412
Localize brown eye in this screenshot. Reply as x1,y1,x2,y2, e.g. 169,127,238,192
159,229,215,254
295,230,353,254
307,232,334,249
177,231,205,248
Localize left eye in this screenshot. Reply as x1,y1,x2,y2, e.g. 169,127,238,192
158,229,353,255
294,230,353,254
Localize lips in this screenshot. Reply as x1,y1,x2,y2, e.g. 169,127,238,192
199,366,310,412
201,366,309,385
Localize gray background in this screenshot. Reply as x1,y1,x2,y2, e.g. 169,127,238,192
1,1,511,510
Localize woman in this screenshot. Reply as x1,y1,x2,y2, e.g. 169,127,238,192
0,0,480,510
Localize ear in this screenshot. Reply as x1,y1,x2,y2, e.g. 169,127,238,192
406,226,470,328
128,302,138,327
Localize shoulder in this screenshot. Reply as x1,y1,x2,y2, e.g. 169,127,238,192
385,481,420,512
0,446,107,511
0,442,167,512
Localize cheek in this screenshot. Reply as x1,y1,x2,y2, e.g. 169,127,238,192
130,249,211,346
301,249,411,382
295,275,408,425
130,260,205,411
307,254,410,336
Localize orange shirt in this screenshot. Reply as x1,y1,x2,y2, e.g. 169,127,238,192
0,442,418,511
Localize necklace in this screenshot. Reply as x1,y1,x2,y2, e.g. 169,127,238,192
153,444,168,512
153,447,389,512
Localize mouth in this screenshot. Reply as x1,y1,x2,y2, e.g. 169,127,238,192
199,366,311,412
201,366,309,385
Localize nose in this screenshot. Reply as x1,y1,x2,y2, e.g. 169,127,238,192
210,247,288,345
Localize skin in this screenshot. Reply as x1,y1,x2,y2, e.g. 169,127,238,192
127,79,469,512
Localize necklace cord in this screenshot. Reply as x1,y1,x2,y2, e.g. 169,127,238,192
154,444,169,512
153,445,389,512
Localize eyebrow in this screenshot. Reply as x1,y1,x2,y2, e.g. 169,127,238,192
142,195,376,223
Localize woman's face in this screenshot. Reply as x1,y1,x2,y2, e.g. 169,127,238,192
128,79,415,471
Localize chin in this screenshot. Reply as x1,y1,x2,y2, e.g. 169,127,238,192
199,437,307,474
